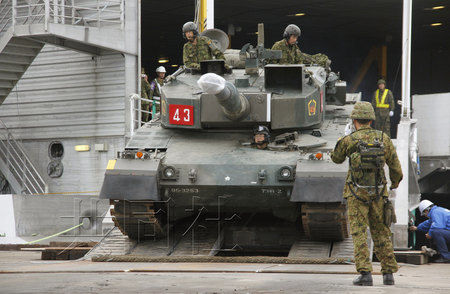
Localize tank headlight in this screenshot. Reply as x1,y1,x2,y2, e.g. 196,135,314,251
281,168,291,178
164,167,175,178
160,166,179,180
278,166,294,181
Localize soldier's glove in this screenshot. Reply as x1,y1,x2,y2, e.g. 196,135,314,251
388,189,396,199
383,198,397,227
344,122,353,136
389,111,394,117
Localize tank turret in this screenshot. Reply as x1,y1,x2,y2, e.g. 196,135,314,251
198,73,250,121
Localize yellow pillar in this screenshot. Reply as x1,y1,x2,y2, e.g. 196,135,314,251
199,0,207,32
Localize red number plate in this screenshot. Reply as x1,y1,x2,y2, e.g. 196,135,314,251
169,104,194,125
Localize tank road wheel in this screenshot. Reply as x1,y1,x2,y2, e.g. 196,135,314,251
110,200,165,240
301,203,348,241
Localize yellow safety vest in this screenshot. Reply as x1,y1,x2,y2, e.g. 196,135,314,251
375,89,390,108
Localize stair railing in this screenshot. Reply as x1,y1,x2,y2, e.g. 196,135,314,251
0,120,48,194
3,0,124,32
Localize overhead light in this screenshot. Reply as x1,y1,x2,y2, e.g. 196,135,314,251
431,6,445,10
158,58,169,64
430,22,443,26
287,13,306,17
171,64,178,67
74,145,90,152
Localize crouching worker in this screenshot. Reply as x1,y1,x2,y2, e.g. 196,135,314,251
410,200,450,263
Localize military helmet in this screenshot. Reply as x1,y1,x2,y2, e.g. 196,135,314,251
156,66,166,73
350,102,376,120
182,21,198,38
283,24,301,39
254,125,271,145
377,79,386,85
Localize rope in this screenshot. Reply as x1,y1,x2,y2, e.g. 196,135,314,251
26,223,83,245
92,255,354,265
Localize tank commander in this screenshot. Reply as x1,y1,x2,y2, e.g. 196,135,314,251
140,68,152,122
270,24,330,68
371,79,395,137
253,125,271,150
410,200,450,263
182,21,227,70
331,102,403,286
149,66,166,115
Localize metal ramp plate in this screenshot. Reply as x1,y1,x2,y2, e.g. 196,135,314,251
330,237,354,259
86,227,136,258
288,240,332,258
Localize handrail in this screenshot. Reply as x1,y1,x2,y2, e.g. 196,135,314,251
0,120,48,194
0,0,124,33
129,94,161,136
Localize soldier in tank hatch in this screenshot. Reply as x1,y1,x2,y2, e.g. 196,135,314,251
270,24,330,69
253,125,271,150
182,21,227,70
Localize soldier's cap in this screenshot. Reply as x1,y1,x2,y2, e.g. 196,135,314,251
350,101,376,120
377,79,386,85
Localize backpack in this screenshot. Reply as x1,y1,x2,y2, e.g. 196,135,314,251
349,138,386,194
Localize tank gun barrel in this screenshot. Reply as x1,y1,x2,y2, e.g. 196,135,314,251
198,73,250,121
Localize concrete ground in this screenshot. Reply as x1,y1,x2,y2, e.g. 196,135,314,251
0,251,449,293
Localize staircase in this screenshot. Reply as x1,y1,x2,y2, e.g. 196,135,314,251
0,0,125,106
0,0,127,194
0,120,48,194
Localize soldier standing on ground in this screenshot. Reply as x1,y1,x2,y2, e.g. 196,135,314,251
331,102,403,286
149,66,166,115
182,21,226,70
371,79,395,136
141,68,152,122
270,24,330,68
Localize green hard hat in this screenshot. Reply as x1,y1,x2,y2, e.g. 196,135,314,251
350,102,376,120
377,79,386,85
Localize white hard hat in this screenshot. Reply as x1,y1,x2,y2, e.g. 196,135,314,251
419,200,433,215
156,66,166,73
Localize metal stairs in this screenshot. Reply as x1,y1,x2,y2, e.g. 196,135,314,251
0,37,44,105
0,0,127,194
0,120,48,194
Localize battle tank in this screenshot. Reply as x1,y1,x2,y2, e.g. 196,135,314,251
99,27,359,254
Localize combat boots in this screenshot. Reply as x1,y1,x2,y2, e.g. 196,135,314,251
383,273,395,285
353,271,373,286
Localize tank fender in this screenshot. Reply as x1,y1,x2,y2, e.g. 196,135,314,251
290,161,346,202
99,158,161,201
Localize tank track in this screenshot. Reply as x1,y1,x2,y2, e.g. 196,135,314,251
110,200,165,240
301,203,349,241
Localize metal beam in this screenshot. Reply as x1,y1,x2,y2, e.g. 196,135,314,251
401,0,412,118
27,36,101,55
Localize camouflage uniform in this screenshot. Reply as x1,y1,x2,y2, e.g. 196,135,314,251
331,104,403,274
371,89,395,136
149,78,164,114
141,77,152,122
270,40,330,67
183,36,225,70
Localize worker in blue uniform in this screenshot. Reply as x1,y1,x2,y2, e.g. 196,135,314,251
410,200,450,263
